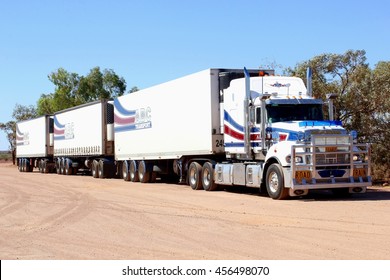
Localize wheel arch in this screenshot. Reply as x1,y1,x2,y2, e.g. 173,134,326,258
262,157,282,183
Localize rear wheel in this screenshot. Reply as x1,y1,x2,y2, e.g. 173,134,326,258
98,160,105,178
202,162,217,191
138,160,151,183
129,160,139,182
25,159,33,172
21,159,26,172
92,160,99,178
266,163,289,200
42,160,49,173
122,160,131,181
56,159,61,174
18,159,22,172
64,158,73,175
188,162,202,190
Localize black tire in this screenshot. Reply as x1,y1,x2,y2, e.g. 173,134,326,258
138,160,151,183
21,159,26,172
92,160,99,178
42,160,49,173
25,159,32,172
129,160,139,182
188,162,203,190
98,159,114,179
29,160,34,172
116,161,123,179
56,159,61,174
98,160,105,178
64,159,73,176
202,162,218,191
38,160,43,173
265,163,289,200
61,158,67,175
122,160,131,181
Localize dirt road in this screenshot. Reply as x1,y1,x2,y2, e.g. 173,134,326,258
1,162,389,260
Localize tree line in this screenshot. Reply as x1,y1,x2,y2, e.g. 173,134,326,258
1,50,389,181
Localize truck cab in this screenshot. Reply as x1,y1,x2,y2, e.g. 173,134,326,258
216,70,371,199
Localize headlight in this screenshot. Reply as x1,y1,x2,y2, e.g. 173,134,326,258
286,155,303,163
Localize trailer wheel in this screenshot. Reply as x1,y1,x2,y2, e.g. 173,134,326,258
265,163,289,200
138,160,151,183
29,160,34,172
21,159,26,172
60,158,66,175
56,159,61,174
188,162,203,190
42,160,49,173
18,159,22,172
98,160,105,178
122,160,131,181
25,159,32,172
202,162,217,191
65,158,73,176
129,160,139,182
92,160,99,178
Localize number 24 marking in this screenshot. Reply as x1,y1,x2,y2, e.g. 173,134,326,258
215,139,225,147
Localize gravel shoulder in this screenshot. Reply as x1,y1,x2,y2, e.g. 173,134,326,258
1,162,390,260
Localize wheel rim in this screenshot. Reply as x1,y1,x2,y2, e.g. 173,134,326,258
122,162,128,179
268,171,279,193
98,163,103,177
189,166,197,186
202,168,210,188
138,163,145,181
130,161,136,180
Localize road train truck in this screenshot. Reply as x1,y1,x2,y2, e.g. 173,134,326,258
16,68,371,199
114,68,371,199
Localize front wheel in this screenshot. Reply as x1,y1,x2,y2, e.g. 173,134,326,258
265,163,289,200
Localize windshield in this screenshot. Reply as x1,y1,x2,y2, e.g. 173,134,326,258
267,104,323,123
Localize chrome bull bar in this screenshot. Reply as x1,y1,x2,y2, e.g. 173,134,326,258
290,134,371,190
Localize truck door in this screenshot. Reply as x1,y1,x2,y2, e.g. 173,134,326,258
251,106,263,154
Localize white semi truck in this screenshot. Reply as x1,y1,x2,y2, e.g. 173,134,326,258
114,68,371,199
16,68,371,199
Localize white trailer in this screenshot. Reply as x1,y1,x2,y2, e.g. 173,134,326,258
16,115,54,172
114,69,228,183
53,99,115,177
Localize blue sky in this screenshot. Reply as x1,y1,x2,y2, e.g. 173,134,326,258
0,0,389,150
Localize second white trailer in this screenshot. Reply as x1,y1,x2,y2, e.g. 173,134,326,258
53,100,115,177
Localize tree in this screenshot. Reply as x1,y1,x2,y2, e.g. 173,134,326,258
286,50,390,181
128,86,139,93
37,67,127,115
